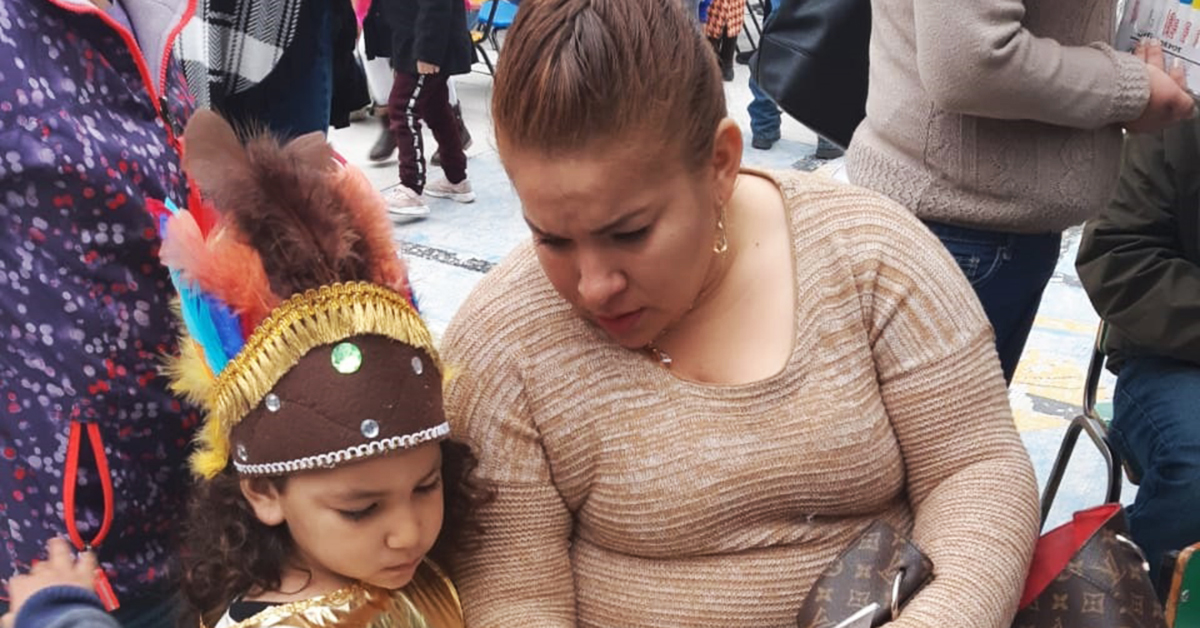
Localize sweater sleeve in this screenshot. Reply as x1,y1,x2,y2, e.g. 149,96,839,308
1076,127,1200,364
912,0,1149,128
414,0,452,67
442,294,578,628
851,205,1040,628
14,586,119,628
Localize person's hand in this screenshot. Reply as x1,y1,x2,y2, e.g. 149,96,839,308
417,61,440,74
1126,39,1196,133
1,539,97,628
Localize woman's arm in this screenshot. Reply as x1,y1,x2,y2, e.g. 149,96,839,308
909,0,1148,128
442,304,578,627
850,198,1040,627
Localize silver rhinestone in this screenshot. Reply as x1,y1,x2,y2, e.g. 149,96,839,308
360,419,380,439
235,443,249,462
411,356,424,375
264,393,281,412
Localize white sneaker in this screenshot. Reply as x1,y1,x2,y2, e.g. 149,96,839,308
424,177,476,203
385,185,431,219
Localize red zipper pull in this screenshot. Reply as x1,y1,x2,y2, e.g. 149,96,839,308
92,566,121,612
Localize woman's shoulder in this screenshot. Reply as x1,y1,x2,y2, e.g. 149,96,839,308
766,168,932,239
756,168,953,270
441,241,575,360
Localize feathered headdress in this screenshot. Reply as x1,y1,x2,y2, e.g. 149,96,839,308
154,111,448,480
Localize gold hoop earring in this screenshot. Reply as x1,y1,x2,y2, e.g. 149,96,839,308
713,207,729,254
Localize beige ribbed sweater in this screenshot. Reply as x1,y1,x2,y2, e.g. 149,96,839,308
442,171,1040,628
846,0,1151,234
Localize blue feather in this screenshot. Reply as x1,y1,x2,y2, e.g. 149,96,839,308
158,198,246,375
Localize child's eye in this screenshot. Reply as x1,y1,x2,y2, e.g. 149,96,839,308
613,227,649,243
415,477,442,494
337,504,378,521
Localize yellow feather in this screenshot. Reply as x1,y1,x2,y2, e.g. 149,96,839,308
162,337,216,410
190,410,232,479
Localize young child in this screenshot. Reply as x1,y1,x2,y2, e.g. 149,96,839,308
1,539,118,628
380,0,477,218
158,110,485,627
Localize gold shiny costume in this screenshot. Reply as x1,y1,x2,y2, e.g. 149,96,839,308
209,562,462,628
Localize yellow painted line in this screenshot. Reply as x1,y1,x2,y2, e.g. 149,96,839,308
1014,409,1064,432
1030,315,1097,336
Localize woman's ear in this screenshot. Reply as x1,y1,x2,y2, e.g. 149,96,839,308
240,478,286,526
710,118,744,204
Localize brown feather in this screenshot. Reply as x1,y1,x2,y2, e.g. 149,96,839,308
182,113,373,298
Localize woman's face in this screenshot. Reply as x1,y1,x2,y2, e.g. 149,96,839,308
503,138,734,349
242,443,444,591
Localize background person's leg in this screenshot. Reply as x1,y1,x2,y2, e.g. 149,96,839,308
924,221,1061,384
1110,356,1200,584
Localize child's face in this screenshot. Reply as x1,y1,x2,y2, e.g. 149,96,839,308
243,443,444,591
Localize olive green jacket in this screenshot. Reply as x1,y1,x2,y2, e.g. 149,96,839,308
1076,119,1200,371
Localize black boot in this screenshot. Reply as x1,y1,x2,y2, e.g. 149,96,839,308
431,102,473,167
368,114,396,163
814,136,845,160
719,35,736,82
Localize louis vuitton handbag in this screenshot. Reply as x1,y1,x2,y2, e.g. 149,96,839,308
794,520,933,628
795,505,1167,628
1012,504,1165,628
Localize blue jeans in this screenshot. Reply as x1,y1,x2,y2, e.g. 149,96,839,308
748,79,781,142
747,0,779,142
1109,356,1200,579
924,221,1061,384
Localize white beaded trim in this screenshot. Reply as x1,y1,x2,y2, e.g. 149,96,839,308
233,422,451,476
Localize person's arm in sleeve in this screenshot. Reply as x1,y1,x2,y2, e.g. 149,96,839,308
415,0,452,68
442,308,577,627
850,202,1040,627
2,540,119,628
1076,124,1200,363
8,587,119,628
912,0,1149,128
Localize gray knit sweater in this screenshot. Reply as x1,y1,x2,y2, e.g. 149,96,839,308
846,0,1151,234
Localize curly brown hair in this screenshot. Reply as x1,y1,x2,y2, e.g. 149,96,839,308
179,438,490,622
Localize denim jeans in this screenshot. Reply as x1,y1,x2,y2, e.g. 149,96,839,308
1109,356,1200,581
923,221,1061,383
746,0,779,142
748,79,781,143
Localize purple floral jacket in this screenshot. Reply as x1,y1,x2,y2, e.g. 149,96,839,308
0,0,198,601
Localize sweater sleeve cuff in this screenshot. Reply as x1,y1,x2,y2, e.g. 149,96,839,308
13,586,105,628
1092,42,1152,123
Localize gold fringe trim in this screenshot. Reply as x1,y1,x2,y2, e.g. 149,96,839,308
190,282,438,479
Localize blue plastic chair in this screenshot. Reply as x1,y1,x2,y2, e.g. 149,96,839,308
478,1,519,50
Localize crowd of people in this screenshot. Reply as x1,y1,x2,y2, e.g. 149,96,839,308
1,0,1197,627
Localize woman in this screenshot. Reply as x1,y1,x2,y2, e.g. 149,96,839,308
442,0,1039,626
844,0,1194,383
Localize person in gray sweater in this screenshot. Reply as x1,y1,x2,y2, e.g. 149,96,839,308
846,0,1196,383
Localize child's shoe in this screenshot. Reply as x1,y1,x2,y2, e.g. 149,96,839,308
385,185,431,219
424,177,476,203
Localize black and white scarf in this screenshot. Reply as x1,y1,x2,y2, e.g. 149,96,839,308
175,0,303,108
